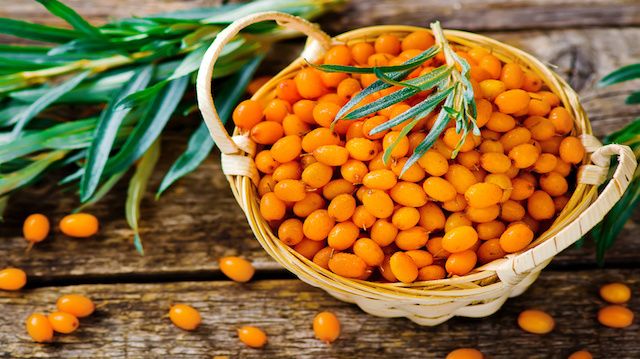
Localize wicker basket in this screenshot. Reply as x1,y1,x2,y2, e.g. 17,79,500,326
196,12,637,326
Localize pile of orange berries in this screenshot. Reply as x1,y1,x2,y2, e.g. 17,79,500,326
234,30,586,283
25,294,95,343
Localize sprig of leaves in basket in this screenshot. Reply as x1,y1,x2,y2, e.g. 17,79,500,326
0,0,344,253
589,65,640,264
312,21,477,175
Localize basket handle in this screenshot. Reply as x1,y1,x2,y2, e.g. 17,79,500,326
495,143,637,284
196,11,332,155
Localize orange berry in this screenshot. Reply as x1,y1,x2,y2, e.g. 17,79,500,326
405,250,434,268
553,195,570,212
486,112,516,133
278,219,304,246
389,252,419,283
313,145,349,166
598,305,634,328
274,179,306,202
327,194,356,222
445,164,478,194
328,252,367,278
304,209,335,241
340,159,369,184
423,177,457,202
600,283,632,304
301,162,332,188
370,219,398,246
382,131,410,159
559,136,585,164
247,75,271,96
59,213,99,238
446,348,484,359
395,227,429,250
271,135,301,163
391,207,421,230
418,203,445,232
391,158,425,182
362,169,397,190
477,238,507,264
353,238,385,266
417,264,446,281
294,238,325,259
324,45,352,65
533,153,558,173
518,309,555,334
457,150,481,169
362,189,394,219
554,158,572,177
352,205,377,230
468,47,490,63
479,152,511,174
250,121,284,145
568,351,593,359
260,192,286,221
293,99,316,124
220,256,255,282
540,172,568,196
443,194,468,212
499,223,534,253
0,267,27,291
443,127,475,152
527,98,551,117
390,181,428,207
295,68,326,99
500,127,532,152
322,179,355,200
337,78,362,98
23,213,49,243
464,182,503,208
327,221,359,250
375,34,401,55
48,312,79,334
510,177,535,201
402,30,435,51
500,63,525,89
495,89,530,114
509,143,539,169
525,116,556,141
362,115,389,140
443,226,478,253
276,79,302,103
313,311,341,343
312,247,333,269
500,200,526,222
466,204,500,223
272,161,301,182
232,99,263,130
293,193,325,218
479,54,502,79
549,107,574,134
418,149,449,176
479,79,506,101
527,190,555,220
255,150,279,174
351,42,375,65
25,313,54,343
263,98,291,123
169,304,201,331
445,250,477,276
56,294,94,318
345,138,378,161
522,71,543,92
426,236,450,259
238,326,267,348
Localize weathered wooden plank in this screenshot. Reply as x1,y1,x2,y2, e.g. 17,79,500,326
2,0,640,31
0,270,638,358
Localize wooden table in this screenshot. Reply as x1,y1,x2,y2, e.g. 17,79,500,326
1,1,639,358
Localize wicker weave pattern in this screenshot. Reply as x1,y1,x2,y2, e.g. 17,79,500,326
196,12,638,325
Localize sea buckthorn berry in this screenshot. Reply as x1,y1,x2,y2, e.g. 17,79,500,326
418,149,449,176
312,101,340,128
554,158,572,177
553,195,570,212
255,150,279,174
169,304,201,331
383,131,410,159
328,252,367,278
313,145,349,166
426,236,450,259
294,238,325,259
485,173,512,202
445,213,473,233
293,99,316,124
471,100,492,129
272,162,301,182
598,305,634,328
353,238,384,266
445,250,477,276
362,189,394,219
500,63,525,89
0,267,27,291
295,68,326,99
568,351,593,359
479,79,506,101
273,179,306,202
346,121,365,140
480,152,511,174
499,223,534,253
312,247,334,269
527,190,555,220
351,42,375,65
390,181,428,207
271,135,302,163
337,78,362,99
539,135,563,155
600,283,632,304
446,348,484,359
540,172,569,197
486,112,516,133
313,311,341,343
328,194,356,222
434,137,454,158
352,205,377,229
362,169,397,190
48,312,79,334
443,194,468,212
362,115,389,140
375,34,401,55
442,226,478,253
533,153,558,173
478,54,502,79
278,219,304,246
220,256,255,283
389,252,419,283
525,116,556,141
538,91,560,107
465,182,502,208
328,221,359,250
443,127,476,153
57,294,94,318
301,162,333,188
402,30,435,51
518,309,555,334
345,138,377,161
405,250,433,268
304,210,335,241
264,99,291,123
457,150,481,169
322,179,355,200
559,136,585,164
238,326,268,348
324,45,352,66
416,203,444,232
395,227,429,250
368,53,392,67
446,164,479,194
422,176,457,202
549,107,574,134
495,89,530,114
391,207,421,230
522,71,543,92
418,264,446,281
391,158,425,182
23,214,49,243
466,204,500,223
276,79,302,103
340,159,369,184
527,98,551,117
468,47,490,63
260,193,286,221
233,100,263,130
500,127,532,152
370,219,398,246
293,193,325,218
250,121,284,145
509,143,539,169
59,213,99,238
510,177,535,201
478,238,507,264
26,313,53,343
500,200,526,222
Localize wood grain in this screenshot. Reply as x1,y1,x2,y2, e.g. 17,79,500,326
1,270,638,358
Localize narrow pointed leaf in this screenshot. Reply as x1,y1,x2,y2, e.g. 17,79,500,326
374,67,421,90
0,195,8,222
599,63,640,87
0,150,67,196
311,45,439,74
75,170,127,213
36,0,106,41
625,91,640,104
0,17,79,43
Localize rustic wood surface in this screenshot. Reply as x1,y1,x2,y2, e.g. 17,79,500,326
1,1,639,358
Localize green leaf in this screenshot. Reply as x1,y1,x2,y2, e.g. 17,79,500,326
126,139,161,255
36,0,106,41
0,150,67,196
599,63,640,87
0,195,8,222
10,71,90,139
0,17,79,43
625,91,640,104
80,65,154,202
75,170,127,213
311,45,439,74
374,67,421,91
0,102,29,127
115,81,166,110
157,54,263,196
